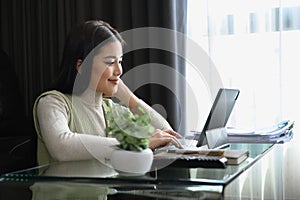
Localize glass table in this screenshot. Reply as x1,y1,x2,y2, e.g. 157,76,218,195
0,143,275,199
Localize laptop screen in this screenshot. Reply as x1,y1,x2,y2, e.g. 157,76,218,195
196,88,240,147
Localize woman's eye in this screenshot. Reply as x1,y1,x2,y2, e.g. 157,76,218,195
104,59,122,66
105,61,114,66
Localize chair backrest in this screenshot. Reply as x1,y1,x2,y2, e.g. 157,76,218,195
0,49,37,174
0,50,24,131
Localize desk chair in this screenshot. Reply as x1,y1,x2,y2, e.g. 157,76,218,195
0,49,36,174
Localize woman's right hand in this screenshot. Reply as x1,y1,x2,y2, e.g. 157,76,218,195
148,129,183,150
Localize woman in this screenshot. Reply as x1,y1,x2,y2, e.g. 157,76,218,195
33,20,182,165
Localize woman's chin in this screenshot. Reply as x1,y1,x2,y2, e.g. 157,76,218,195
100,87,118,98
102,94,111,98
103,91,115,98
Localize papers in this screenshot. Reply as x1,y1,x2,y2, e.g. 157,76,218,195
227,120,294,143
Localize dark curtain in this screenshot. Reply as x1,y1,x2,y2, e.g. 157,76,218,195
0,0,187,133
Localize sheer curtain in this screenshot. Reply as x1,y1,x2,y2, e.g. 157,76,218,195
187,1,300,199
186,0,300,131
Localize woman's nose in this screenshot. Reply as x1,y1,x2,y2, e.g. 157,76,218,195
113,60,122,76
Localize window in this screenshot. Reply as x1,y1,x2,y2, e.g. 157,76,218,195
186,0,300,131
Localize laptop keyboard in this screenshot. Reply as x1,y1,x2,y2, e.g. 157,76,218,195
152,155,228,169
153,137,228,169
154,139,199,154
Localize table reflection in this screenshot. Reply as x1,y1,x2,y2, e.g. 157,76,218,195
30,182,113,200
27,160,116,200
38,159,118,178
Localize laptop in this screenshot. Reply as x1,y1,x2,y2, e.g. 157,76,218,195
196,88,240,149
152,88,240,169
155,88,240,153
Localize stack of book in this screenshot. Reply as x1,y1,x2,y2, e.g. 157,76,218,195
227,120,294,144
223,149,249,165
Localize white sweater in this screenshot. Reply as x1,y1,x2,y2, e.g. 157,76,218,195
36,89,172,164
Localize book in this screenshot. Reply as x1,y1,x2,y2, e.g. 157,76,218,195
223,149,249,165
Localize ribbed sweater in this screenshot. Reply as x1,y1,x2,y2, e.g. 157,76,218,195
33,89,171,165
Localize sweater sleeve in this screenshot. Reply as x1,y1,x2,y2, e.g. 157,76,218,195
36,94,119,163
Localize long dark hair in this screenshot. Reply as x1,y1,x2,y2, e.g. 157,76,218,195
53,20,125,95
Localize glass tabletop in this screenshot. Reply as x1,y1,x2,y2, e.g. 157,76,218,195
0,143,275,199
1,143,274,186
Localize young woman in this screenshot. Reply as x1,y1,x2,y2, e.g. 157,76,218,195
33,20,182,165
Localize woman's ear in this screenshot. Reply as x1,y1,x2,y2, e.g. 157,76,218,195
76,59,83,74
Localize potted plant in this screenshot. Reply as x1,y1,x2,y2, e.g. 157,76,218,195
104,103,155,176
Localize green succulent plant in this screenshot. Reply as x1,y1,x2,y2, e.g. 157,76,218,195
105,103,155,152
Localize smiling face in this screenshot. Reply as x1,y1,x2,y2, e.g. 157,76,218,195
88,41,123,95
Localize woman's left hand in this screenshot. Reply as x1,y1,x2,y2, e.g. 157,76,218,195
148,129,183,150
113,79,140,110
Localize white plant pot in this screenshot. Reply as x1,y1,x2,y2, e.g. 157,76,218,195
110,148,153,176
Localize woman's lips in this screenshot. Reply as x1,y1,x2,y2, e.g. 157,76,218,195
108,79,119,84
